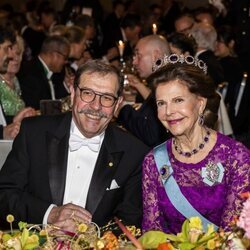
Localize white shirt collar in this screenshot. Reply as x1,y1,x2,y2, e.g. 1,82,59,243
70,119,105,142
38,56,53,79
195,49,207,58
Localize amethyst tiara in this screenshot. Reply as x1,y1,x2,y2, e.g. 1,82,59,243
152,54,208,74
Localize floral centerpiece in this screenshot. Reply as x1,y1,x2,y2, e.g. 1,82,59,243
1,193,250,250
0,216,141,250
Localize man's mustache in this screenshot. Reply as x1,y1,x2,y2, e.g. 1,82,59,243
78,109,108,118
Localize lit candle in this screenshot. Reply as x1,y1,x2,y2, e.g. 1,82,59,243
152,23,157,35
118,40,125,57
235,72,247,116
114,217,143,249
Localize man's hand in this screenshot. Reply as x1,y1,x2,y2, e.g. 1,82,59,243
3,122,21,139
48,203,92,232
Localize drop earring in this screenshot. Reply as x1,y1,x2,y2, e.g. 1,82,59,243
198,113,204,126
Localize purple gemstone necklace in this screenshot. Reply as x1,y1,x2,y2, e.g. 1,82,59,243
173,129,211,158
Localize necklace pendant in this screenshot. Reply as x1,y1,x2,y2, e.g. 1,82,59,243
201,162,225,186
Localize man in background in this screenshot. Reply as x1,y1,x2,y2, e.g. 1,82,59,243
18,35,70,109
117,35,171,146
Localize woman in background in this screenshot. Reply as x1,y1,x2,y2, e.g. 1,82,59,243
142,54,250,234
0,36,25,118
167,32,196,56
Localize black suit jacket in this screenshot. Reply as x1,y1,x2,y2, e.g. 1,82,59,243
117,93,169,147
0,112,149,229
18,57,53,109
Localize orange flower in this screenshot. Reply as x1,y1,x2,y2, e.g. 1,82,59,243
101,231,118,250
157,242,174,250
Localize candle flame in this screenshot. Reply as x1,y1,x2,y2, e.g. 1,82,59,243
118,40,124,47
118,40,125,57
152,23,157,35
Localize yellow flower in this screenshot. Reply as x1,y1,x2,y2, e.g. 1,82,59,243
78,223,88,233
6,214,14,223
189,228,203,243
189,217,203,230
207,239,216,249
29,234,39,243
96,240,105,249
206,224,215,235
39,229,47,236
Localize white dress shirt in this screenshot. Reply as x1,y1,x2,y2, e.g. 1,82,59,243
43,119,104,224
38,56,55,100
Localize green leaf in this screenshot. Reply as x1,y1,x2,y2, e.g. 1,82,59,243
165,234,182,242
138,230,168,249
23,242,40,250
197,232,215,244
179,242,196,250
21,228,29,246
2,233,12,242
18,221,27,230
181,219,190,241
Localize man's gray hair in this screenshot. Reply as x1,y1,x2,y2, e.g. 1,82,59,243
40,35,70,54
74,60,124,97
190,22,217,51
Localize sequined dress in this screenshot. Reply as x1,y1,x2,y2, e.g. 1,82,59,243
142,132,250,234
0,77,25,116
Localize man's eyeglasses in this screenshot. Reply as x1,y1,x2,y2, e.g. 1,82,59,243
77,86,118,107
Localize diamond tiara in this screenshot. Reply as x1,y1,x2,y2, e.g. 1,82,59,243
152,54,208,74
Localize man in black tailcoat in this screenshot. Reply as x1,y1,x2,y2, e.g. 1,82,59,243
0,60,149,230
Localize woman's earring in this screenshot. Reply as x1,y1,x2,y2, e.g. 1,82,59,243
152,58,162,72
198,113,204,126
166,129,169,133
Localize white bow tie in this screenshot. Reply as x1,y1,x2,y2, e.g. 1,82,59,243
69,133,101,152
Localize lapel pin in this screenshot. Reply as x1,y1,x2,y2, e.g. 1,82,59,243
108,162,113,167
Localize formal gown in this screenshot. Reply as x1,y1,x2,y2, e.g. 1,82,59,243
0,77,25,116
142,132,250,234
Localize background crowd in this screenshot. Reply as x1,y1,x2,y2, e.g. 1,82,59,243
0,0,250,145
0,0,249,147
